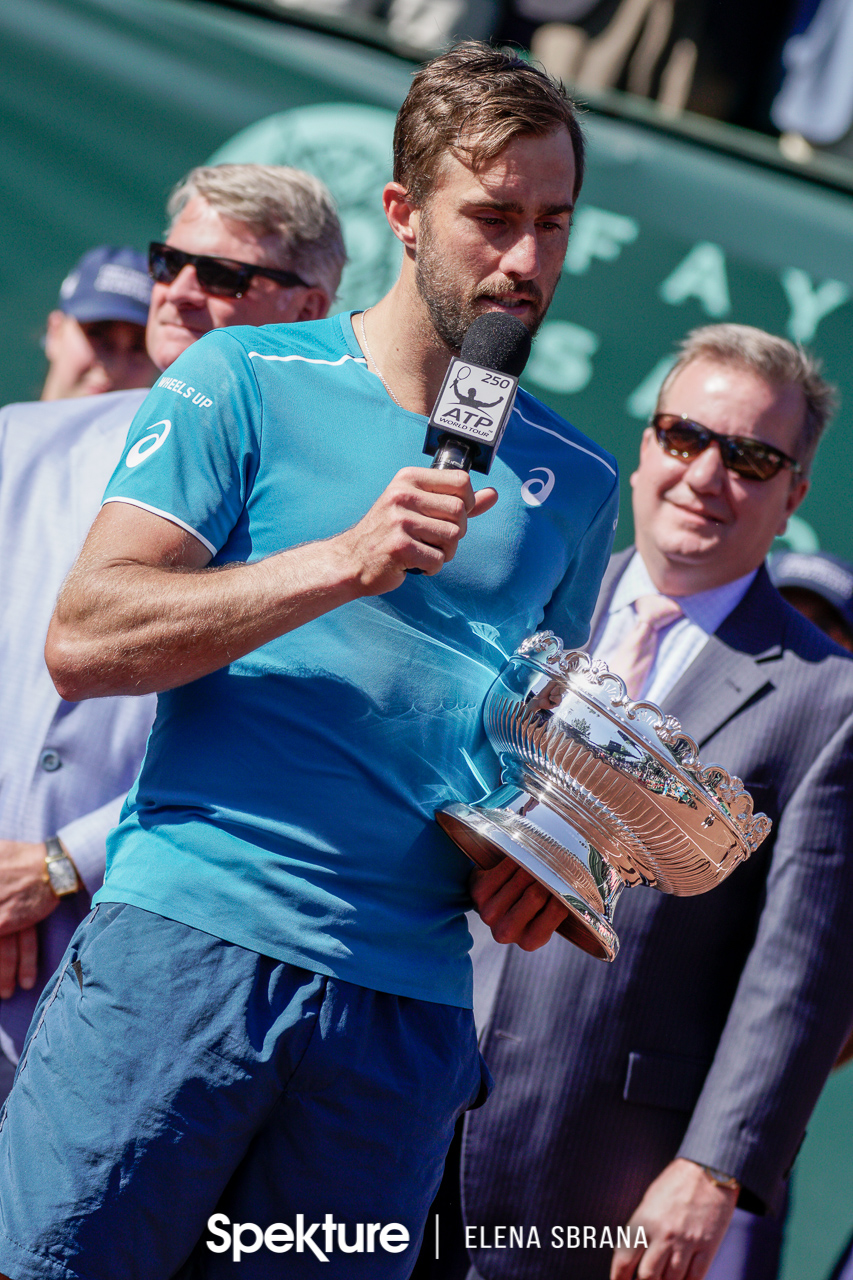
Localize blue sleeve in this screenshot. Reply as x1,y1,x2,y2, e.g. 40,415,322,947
541,470,619,648
102,330,262,555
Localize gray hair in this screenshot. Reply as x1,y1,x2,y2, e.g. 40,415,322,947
167,164,347,301
657,323,837,475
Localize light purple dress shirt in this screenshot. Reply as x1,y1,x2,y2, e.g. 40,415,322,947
0,389,156,1055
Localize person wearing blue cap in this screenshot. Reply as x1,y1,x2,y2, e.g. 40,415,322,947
40,245,157,401
769,549,853,652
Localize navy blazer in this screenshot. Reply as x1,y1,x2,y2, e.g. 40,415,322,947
461,551,853,1280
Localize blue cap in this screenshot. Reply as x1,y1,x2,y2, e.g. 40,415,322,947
769,550,853,632
57,245,152,325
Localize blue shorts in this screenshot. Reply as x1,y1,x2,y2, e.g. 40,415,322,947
0,904,488,1280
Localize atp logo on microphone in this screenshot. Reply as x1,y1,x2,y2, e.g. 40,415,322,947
424,359,519,473
431,361,517,443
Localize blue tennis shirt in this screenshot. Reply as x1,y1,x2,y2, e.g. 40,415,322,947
96,312,619,1007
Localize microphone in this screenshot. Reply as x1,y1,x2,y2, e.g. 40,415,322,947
406,312,532,574
422,312,532,475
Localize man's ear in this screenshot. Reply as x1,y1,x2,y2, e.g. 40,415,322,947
630,428,655,490
778,474,810,535
383,182,418,253
293,289,331,323
44,310,67,361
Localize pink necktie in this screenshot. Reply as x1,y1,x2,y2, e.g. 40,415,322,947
607,594,684,700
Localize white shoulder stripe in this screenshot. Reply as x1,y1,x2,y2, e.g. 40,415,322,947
513,405,617,477
247,351,367,367
102,497,217,555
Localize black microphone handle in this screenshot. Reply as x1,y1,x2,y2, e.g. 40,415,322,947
431,436,475,471
406,436,474,574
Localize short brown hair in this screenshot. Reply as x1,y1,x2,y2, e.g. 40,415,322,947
167,164,346,300
658,323,838,475
393,42,584,208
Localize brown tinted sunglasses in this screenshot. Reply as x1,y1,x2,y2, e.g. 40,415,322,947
652,414,802,482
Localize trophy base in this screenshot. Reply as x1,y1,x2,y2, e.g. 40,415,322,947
437,784,621,962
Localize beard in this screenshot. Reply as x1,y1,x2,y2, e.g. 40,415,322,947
414,205,551,353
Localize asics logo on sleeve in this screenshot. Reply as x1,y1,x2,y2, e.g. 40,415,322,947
126,420,171,468
521,467,556,507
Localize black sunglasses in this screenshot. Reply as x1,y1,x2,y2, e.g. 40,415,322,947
652,413,802,482
148,242,311,299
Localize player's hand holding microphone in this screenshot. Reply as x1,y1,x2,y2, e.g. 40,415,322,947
342,313,532,593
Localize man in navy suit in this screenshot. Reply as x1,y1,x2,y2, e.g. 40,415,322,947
450,323,853,1280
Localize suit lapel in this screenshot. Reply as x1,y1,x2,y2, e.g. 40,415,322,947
662,566,787,746
662,636,773,746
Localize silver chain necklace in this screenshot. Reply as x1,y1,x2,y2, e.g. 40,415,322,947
360,308,402,408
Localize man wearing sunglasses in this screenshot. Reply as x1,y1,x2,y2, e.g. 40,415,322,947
457,322,853,1280
0,163,344,1087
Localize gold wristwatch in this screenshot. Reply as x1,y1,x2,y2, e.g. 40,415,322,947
696,1163,740,1192
43,837,81,897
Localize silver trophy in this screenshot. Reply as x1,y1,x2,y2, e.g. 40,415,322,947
437,632,772,961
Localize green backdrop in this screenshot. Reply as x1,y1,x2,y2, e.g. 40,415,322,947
2,2,853,1274
3,0,852,558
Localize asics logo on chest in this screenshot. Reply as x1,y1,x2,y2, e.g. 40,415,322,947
521,467,556,507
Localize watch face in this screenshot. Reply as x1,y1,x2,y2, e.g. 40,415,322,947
46,856,78,896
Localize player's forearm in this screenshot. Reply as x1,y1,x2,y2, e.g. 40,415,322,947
47,465,493,699
46,540,360,700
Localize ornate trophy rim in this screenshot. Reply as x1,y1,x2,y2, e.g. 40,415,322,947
514,631,771,855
